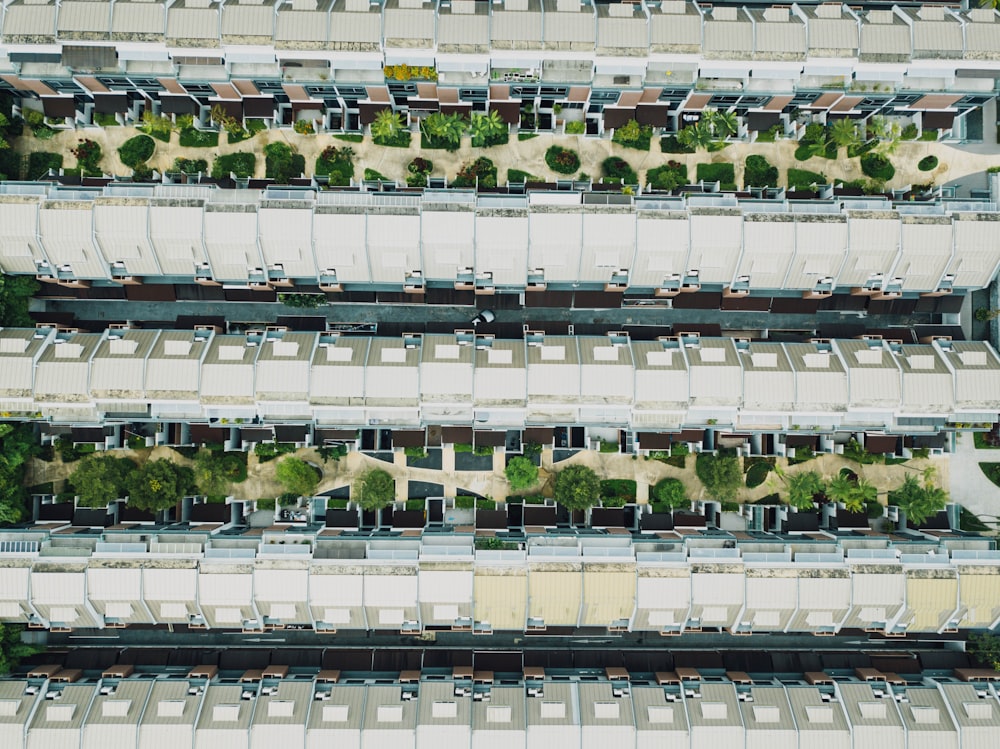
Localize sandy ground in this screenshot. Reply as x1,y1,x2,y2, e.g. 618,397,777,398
15,123,1000,190
25,444,947,508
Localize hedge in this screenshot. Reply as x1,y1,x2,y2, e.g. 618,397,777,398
744,155,778,188
178,127,218,148
264,142,305,184
210,152,256,179
27,152,62,180
787,168,827,192
696,162,736,190
860,152,895,181
646,161,687,191
917,155,938,172
545,145,580,174
117,134,155,168
601,157,638,185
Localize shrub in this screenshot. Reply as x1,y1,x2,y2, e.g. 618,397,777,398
861,152,895,181
518,132,539,141
611,119,652,151
505,456,538,491
451,157,496,188
210,152,256,179
847,139,878,158
507,169,537,183
275,457,321,497
315,145,354,185
172,157,207,174
357,468,395,510
545,145,580,175
646,161,688,191
787,168,827,192
364,168,390,181
696,162,736,190
744,154,778,187
745,461,772,488
72,139,102,173
917,155,938,172
661,134,695,154
126,459,195,512
695,450,742,502
651,478,689,510
117,134,155,168
600,479,636,502
254,441,296,462
293,119,314,135
474,444,495,456
601,156,638,185
565,121,586,135
264,141,305,184
453,443,473,453
178,127,219,148
901,123,918,140
26,152,62,180
70,455,136,507
553,464,601,510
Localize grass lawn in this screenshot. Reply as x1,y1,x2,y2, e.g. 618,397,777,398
211,152,256,179
94,113,119,127
696,162,736,191
179,127,219,148
787,168,827,192
507,169,537,183
27,152,62,180
517,133,539,141
334,133,364,142
373,131,412,148
980,463,1000,490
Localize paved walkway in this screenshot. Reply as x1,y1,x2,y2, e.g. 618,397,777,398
949,432,1000,522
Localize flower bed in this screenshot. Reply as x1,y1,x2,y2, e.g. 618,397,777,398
315,145,355,185
545,145,580,174
917,155,938,172
211,152,256,179
696,162,736,190
117,134,155,168
861,152,895,181
601,157,638,185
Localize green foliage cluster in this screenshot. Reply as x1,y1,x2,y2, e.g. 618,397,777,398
26,152,61,181
139,111,173,142
211,152,256,179
178,127,219,148
744,460,772,488
917,155,939,172
172,157,207,174
600,479,636,505
24,109,55,140
651,477,688,511
522,442,542,459
517,132,539,141
455,496,497,510
474,444,495,456
900,123,918,140
565,121,586,135
357,468,394,510
826,473,878,513
646,161,688,192
786,470,824,510
453,443,473,453
695,450,742,502
70,454,136,507
371,109,411,148
787,168,827,192
126,459,194,512
847,139,878,159
611,119,652,151
660,134,695,154
0,425,40,523
293,119,314,135
72,139,102,173
545,145,580,174
475,537,518,551
404,446,428,459
695,162,736,191
980,463,1000,490
406,157,433,187
860,152,895,181
317,443,349,463
278,293,326,308
254,441,296,462
420,112,468,150
507,169,537,184
795,123,837,161
469,110,509,148
888,473,947,526
452,157,496,188
601,157,638,185
315,145,354,185
364,168,390,181
0,622,39,675
553,464,601,510
264,142,305,184
505,456,538,491
743,154,778,187
117,134,155,168
755,124,781,143
275,457,321,497
788,445,815,465
969,633,1000,671
193,450,247,497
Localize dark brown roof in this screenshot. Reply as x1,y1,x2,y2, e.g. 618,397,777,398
42,96,76,118
94,93,128,114
393,430,426,448
443,426,473,444
474,430,506,447
523,427,554,445
636,103,670,127
638,432,671,450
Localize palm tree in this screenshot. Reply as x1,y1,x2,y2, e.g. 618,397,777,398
787,470,825,511
422,111,467,146
370,108,403,142
706,108,739,139
826,474,857,507
469,110,507,147
677,121,714,151
830,117,862,151
891,474,948,526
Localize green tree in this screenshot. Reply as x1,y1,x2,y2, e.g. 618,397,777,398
357,468,395,510
890,474,948,526
553,464,601,510
70,454,135,507
706,108,739,138
275,457,321,497
371,108,404,141
193,450,246,497
830,117,862,150
125,459,194,512
469,110,507,147
422,112,467,145
651,477,689,510
0,275,40,327
677,121,714,152
969,633,1000,670
786,470,824,510
695,451,742,502
505,456,538,491
0,623,39,675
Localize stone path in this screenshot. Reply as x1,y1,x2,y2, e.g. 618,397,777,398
949,432,1000,523
15,122,1000,191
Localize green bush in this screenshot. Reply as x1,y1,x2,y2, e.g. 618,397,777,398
334,133,364,142
452,157,497,188
505,456,538,491
787,168,827,192
600,479,636,502
254,441,296,462
364,168,390,181
264,141,305,184
453,443,473,453
611,119,652,151
315,145,355,185
661,135,695,154
257,498,276,510
507,169,537,183
178,127,219,148
553,464,601,510
901,123,918,140
211,152,256,179
72,140,102,173
920,130,939,142
26,152,62,180
276,457,321,497
696,162,736,190
744,155,778,187
172,157,207,174
651,478,688,510
861,152,895,181
847,139,878,158
565,121,586,135
117,134,155,168
601,157,638,185
745,461,772,488
246,119,268,135
646,161,687,191
917,155,938,172
695,450,742,502
545,146,580,174
474,443,495,456
373,130,412,148
517,132,538,141
357,468,395,510
404,446,427,459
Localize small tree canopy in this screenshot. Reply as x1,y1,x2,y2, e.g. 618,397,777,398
70,454,136,507
651,477,689,510
357,468,395,510
695,451,742,502
275,457,321,497
553,464,601,510
125,459,194,512
786,470,824,510
505,456,538,491
193,450,246,497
